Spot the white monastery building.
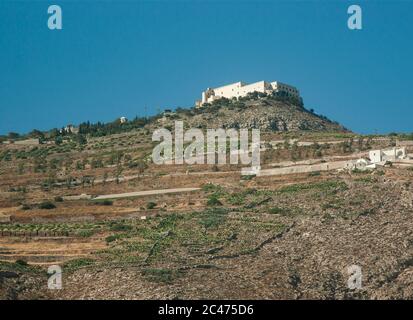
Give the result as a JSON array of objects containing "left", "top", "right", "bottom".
[{"left": 196, "top": 80, "right": 300, "bottom": 106}]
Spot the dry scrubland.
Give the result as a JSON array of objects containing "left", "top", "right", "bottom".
[{"left": 1, "top": 97, "right": 413, "bottom": 299}]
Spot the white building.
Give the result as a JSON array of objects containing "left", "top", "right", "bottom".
[
  {"left": 196, "top": 80, "right": 300, "bottom": 106},
  {"left": 344, "top": 147, "right": 409, "bottom": 172},
  {"left": 369, "top": 147, "right": 407, "bottom": 163},
  {"left": 120, "top": 117, "right": 128, "bottom": 124}
]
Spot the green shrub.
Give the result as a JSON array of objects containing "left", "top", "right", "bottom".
[
  {"left": 199, "top": 208, "right": 228, "bottom": 229},
  {"left": 206, "top": 195, "right": 222, "bottom": 206},
  {"left": 142, "top": 268, "right": 181, "bottom": 283},
  {"left": 15, "top": 259, "right": 28, "bottom": 266},
  {"left": 75, "top": 229, "right": 95, "bottom": 237},
  {"left": 54, "top": 196, "right": 63, "bottom": 202},
  {"left": 226, "top": 193, "right": 245, "bottom": 205},
  {"left": 21, "top": 204, "right": 31, "bottom": 210},
  {"left": 38, "top": 201, "right": 56, "bottom": 210},
  {"left": 241, "top": 174, "right": 255, "bottom": 180},
  {"left": 105, "top": 234, "right": 123, "bottom": 243},
  {"left": 268, "top": 207, "right": 290, "bottom": 215},
  {"left": 93, "top": 200, "right": 113, "bottom": 206},
  {"left": 279, "top": 180, "right": 347, "bottom": 193},
  {"left": 352, "top": 168, "right": 367, "bottom": 174},
  {"left": 64, "top": 258, "right": 95, "bottom": 271},
  {"left": 147, "top": 202, "right": 156, "bottom": 209},
  {"left": 202, "top": 183, "right": 222, "bottom": 193},
  {"left": 109, "top": 222, "right": 133, "bottom": 232}
]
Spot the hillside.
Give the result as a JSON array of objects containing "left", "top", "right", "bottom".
[{"left": 7, "top": 94, "right": 413, "bottom": 301}]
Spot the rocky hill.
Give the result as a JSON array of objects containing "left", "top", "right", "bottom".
[{"left": 155, "top": 95, "right": 348, "bottom": 133}]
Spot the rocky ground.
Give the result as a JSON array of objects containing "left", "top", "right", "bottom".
[{"left": 155, "top": 96, "right": 347, "bottom": 132}]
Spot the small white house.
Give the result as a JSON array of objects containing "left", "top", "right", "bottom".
[
  {"left": 369, "top": 147, "right": 406, "bottom": 163},
  {"left": 120, "top": 117, "right": 128, "bottom": 124}
]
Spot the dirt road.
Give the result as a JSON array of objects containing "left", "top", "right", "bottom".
[{"left": 93, "top": 187, "right": 201, "bottom": 200}]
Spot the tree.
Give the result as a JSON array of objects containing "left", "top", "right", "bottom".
[
  {"left": 91, "top": 157, "right": 104, "bottom": 169},
  {"left": 357, "top": 136, "right": 364, "bottom": 151},
  {"left": 365, "top": 137, "right": 372, "bottom": 149},
  {"left": 75, "top": 134, "right": 87, "bottom": 145},
  {"left": 103, "top": 172, "right": 108, "bottom": 185},
  {"left": 82, "top": 159, "right": 89, "bottom": 169},
  {"left": 17, "top": 162, "right": 25, "bottom": 175},
  {"left": 49, "top": 128, "right": 60, "bottom": 139},
  {"left": 33, "top": 156, "right": 46, "bottom": 173},
  {"left": 8, "top": 132, "right": 19, "bottom": 140},
  {"left": 136, "top": 160, "right": 147, "bottom": 174},
  {"left": 55, "top": 136, "right": 63, "bottom": 145},
  {"left": 114, "top": 162, "right": 123, "bottom": 184},
  {"left": 283, "top": 139, "right": 290, "bottom": 150},
  {"left": 65, "top": 158, "right": 73, "bottom": 171},
  {"left": 75, "top": 160, "right": 83, "bottom": 170},
  {"left": 348, "top": 138, "right": 354, "bottom": 152},
  {"left": 45, "top": 170, "right": 57, "bottom": 190},
  {"left": 313, "top": 143, "right": 322, "bottom": 158},
  {"left": 28, "top": 129, "right": 44, "bottom": 139},
  {"left": 291, "top": 141, "right": 300, "bottom": 161},
  {"left": 65, "top": 176, "right": 73, "bottom": 189},
  {"left": 49, "top": 158, "right": 59, "bottom": 170}
]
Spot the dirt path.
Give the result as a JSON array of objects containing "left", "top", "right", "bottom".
[{"left": 93, "top": 187, "right": 201, "bottom": 200}]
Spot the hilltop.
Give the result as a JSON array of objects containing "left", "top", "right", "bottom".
[{"left": 157, "top": 94, "right": 347, "bottom": 133}]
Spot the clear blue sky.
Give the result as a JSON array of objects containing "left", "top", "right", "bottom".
[{"left": 0, "top": 0, "right": 412, "bottom": 135}]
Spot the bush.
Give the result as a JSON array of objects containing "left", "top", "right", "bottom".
[
  {"left": 75, "top": 229, "right": 95, "bottom": 237},
  {"left": 241, "top": 174, "right": 255, "bottom": 180},
  {"left": 105, "top": 234, "right": 123, "bottom": 243},
  {"left": 93, "top": 200, "right": 113, "bottom": 206},
  {"left": 207, "top": 195, "right": 222, "bottom": 206},
  {"left": 199, "top": 208, "right": 228, "bottom": 229},
  {"left": 54, "top": 196, "right": 63, "bottom": 202},
  {"left": 15, "top": 259, "right": 28, "bottom": 266},
  {"left": 109, "top": 222, "right": 133, "bottom": 232},
  {"left": 268, "top": 207, "right": 290, "bottom": 215},
  {"left": 21, "top": 204, "right": 31, "bottom": 210},
  {"left": 142, "top": 268, "right": 180, "bottom": 283},
  {"left": 64, "top": 258, "right": 95, "bottom": 271},
  {"left": 38, "top": 201, "right": 56, "bottom": 210},
  {"left": 147, "top": 202, "right": 156, "bottom": 209}
]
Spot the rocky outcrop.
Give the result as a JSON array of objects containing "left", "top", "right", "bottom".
[{"left": 158, "top": 97, "right": 347, "bottom": 132}]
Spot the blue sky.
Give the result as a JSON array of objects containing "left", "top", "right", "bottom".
[{"left": 0, "top": 0, "right": 412, "bottom": 135}]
